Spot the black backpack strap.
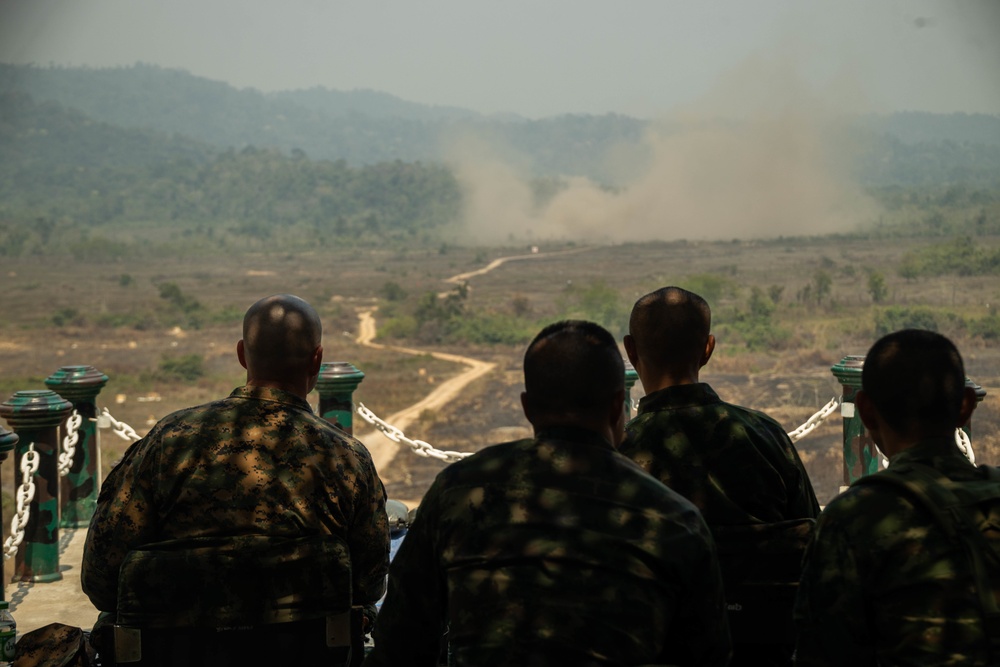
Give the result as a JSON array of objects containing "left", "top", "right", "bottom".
[{"left": 854, "top": 463, "right": 1000, "bottom": 653}]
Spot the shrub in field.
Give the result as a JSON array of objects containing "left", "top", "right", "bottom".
[
  {"left": 157, "top": 353, "right": 205, "bottom": 381},
  {"left": 874, "top": 306, "right": 939, "bottom": 336}
]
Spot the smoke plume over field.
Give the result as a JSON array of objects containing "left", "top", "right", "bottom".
[{"left": 449, "top": 54, "right": 881, "bottom": 245}]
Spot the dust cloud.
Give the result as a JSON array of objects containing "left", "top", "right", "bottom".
[{"left": 447, "top": 53, "right": 881, "bottom": 245}]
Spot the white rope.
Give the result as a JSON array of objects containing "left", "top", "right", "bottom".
[
  {"left": 58, "top": 409, "right": 83, "bottom": 477},
  {"left": 4, "top": 444, "right": 39, "bottom": 561},
  {"left": 100, "top": 407, "right": 142, "bottom": 442},
  {"left": 356, "top": 403, "right": 473, "bottom": 463},
  {"left": 787, "top": 397, "right": 841, "bottom": 443}
]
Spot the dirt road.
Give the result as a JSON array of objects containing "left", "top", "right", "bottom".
[{"left": 352, "top": 307, "right": 495, "bottom": 478}]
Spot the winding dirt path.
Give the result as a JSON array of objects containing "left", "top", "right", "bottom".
[{"left": 353, "top": 247, "right": 593, "bottom": 480}]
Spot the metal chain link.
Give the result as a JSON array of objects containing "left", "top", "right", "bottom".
[
  {"left": 356, "top": 403, "right": 473, "bottom": 463},
  {"left": 4, "top": 444, "right": 39, "bottom": 561},
  {"left": 100, "top": 407, "right": 142, "bottom": 442},
  {"left": 955, "top": 428, "right": 975, "bottom": 465},
  {"left": 787, "top": 397, "right": 841, "bottom": 443},
  {"left": 58, "top": 409, "right": 83, "bottom": 477}
]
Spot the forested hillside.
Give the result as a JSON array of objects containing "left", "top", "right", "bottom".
[
  {"left": 6, "top": 63, "right": 997, "bottom": 187},
  {"left": 2, "top": 62, "right": 1000, "bottom": 260}
]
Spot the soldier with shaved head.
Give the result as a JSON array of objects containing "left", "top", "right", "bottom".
[
  {"left": 795, "top": 329, "right": 999, "bottom": 666},
  {"left": 620, "top": 286, "right": 819, "bottom": 666},
  {"left": 83, "top": 294, "right": 389, "bottom": 666},
  {"left": 366, "top": 320, "right": 731, "bottom": 667}
]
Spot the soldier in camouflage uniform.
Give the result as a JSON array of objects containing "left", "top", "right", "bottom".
[
  {"left": 619, "top": 286, "right": 819, "bottom": 666},
  {"left": 795, "top": 329, "right": 998, "bottom": 666},
  {"left": 82, "top": 294, "right": 389, "bottom": 666},
  {"left": 365, "top": 320, "right": 731, "bottom": 667}
]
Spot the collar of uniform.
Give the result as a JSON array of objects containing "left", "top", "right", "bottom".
[
  {"left": 534, "top": 425, "right": 616, "bottom": 451},
  {"left": 228, "top": 385, "right": 314, "bottom": 413},
  {"left": 637, "top": 382, "right": 721, "bottom": 414},
  {"left": 889, "top": 436, "right": 974, "bottom": 470}
]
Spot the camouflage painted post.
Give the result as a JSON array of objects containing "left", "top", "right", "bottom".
[
  {"left": 0, "top": 425, "right": 17, "bottom": 600},
  {"left": 830, "top": 356, "right": 878, "bottom": 488},
  {"left": 46, "top": 365, "right": 110, "bottom": 529},
  {"left": 0, "top": 390, "right": 72, "bottom": 582},
  {"left": 964, "top": 379, "right": 987, "bottom": 438},
  {"left": 314, "top": 362, "right": 365, "bottom": 435},
  {"left": 624, "top": 360, "right": 639, "bottom": 420}
]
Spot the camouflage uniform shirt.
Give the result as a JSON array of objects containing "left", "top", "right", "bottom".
[
  {"left": 365, "top": 425, "right": 731, "bottom": 667},
  {"left": 619, "top": 383, "right": 820, "bottom": 525},
  {"left": 794, "top": 438, "right": 1000, "bottom": 666},
  {"left": 82, "top": 386, "right": 389, "bottom": 623}
]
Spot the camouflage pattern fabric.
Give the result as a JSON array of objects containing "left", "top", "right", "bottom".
[
  {"left": 82, "top": 386, "right": 389, "bottom": 631},
  {"left": 365, "top": 425, "right": 731, "bottom": 667},
  {"left": 619, "top": 383, "right": 819, "bottom": 665},
  {"left": 620, "top": 383, "right": 819, "bottom": 525},
  {"left": 795, "top": 438, "right": 1000, "bottom": 666},
  {"left": 12, "top": 622, "right": 95, "bottom": 667}
]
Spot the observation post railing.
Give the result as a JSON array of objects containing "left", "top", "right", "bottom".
[{"left": 0, "top": 354, "right": 990, "bottom": 590}]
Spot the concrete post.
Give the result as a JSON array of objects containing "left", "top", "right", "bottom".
[
  {"left": 965, "top": 379, "right": 987, "bottom": 438},
  {"left": 314, "top": 362, "right": 365, "bottom": 435},
  {"left": 830, "top": 356, "right": 878, "bottom": 489},
  {"left": 624, "top": 360, "right": 639, "bottom": 420},
  {"left": 0, "top": 390, "right": 72, "bottom": 582},
  {"left": 45, "top": 365, "right": 110, "bottom": 528},
  {"left": 0, "top": 425, "right": 17, "bottom": 599}
]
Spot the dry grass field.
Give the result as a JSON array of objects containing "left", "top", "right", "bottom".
[{"left": 1, "top": 235, "right": 998, "bottom": 517}]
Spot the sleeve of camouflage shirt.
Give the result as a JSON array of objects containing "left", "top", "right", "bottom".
[
  {"left": 346, "top": 443, "right": 391, "bottom": 614},
  {"left": 777, "top": 429, "right": 822, "bottom": 520},
  {"left": 82, "top": 436, "right": 159, "bottom": 613},
  {"left": 793, "top": 498, "right": 874, "bottom": 667},
  {"left": 365, "top": 482, "right": 447, "bottom": 667}
]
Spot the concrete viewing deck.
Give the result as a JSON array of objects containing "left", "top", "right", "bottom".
[{"left": 7, "top": 528, "right": 96, "bottom": 636}]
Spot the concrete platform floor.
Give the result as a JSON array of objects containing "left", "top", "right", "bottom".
[{"left": 7, "top": 528, "right": 97, "bottom": 637}]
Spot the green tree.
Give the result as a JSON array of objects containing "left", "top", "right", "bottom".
[{"left": 867, "top": 270, "right": 888, "bottom": 304}]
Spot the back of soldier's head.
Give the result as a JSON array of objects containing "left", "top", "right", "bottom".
[
  {"left": 629, "top": 286, "right": 711, "bottom": 373},
  {"left": 862, "top": 329, "right": 966, "bottom": 437},
  {"left": 242, "top": 294, "right": 322, "bottom": 381},
  {"left": 523, "top": 320, "right": 624, "bottom": 419}
]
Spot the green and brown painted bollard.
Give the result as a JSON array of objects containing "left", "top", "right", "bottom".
[
  {"left": 831, "top": 355, "right": 877, "bottom": 489},
  {"left": 315, "top": 362, "right": 365, "bottom": 434},
  {"left": 46, "top": 365, "right": 109, "bottom": 529},
  {"left": 831, "top": 356, "right": 987, "bottom": 487},
  {"left": 0, "top": 390, "right": 72, "bottom": 582},
  {"left": 624, "top": 360, "right": 639, "bottom": 420},
  {"left": 965, "top": 379, "right": 987, "bottom": 440},
  {"left": 0, "top": 425, "right": 18, "bottom": 599}
]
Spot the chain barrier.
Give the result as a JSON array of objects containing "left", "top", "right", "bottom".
[
  {"left": 4, "top": 444, "right": 39, "bottom": 561},
  {"left": 100, "top": 407, "right": 142, "bottom": 442},
  {"left": 356, "top": 403, "right": 473, "bottom": 463},
  {"left": 787, "top": 397, "right": 841, "bottom": 443},
  {"left": 58, "top": 409, "right": 83, "bottom": 477},
  {"left": 955, "top": 428, "right": 975, "bottom": 465}
]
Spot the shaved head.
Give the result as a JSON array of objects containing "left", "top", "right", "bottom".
[
  {"left": 241, "top": 294, "right": 322, "bottom": 383},
  {"left": 523, "top": 320, "right": 624, "bottom": 420},
  {"left": 628, "top": 286, "right": 712, "bottom": 375},
  {"left": 862, "top": 329, "right": 966, "bottom": 438}
]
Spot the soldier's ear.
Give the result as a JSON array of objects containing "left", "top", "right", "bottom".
[
  {"left": 701, "top": 334, "right": 716, "bottom": 368},
  {"left": 623, "top": 335, "right": 638, "bottom": 368},
  {"left": 855, "top": 390, "right": 880, "bottom": 433},
  {"left": 237, "top": 340, "right": 248, "bottom": 370}
]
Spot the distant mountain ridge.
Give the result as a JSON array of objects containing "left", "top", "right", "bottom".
[{"left": 2, "top": 62, "right": 999, "bottom": 188}]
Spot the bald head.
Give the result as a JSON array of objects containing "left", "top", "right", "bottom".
[
  {"left": 240, "top": 294, "right": 322, "bottom": 391},
  {"left": 628, "top": 286, "right": 712, "bottom": 378},
  {"left": 522, "top": 320, "right": 624, "bottom": 424},
  {"left": 861, "top": 329, "right": 968, "bottom": 438}
]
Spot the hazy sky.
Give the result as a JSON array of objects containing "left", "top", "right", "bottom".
[{"left": 2, "top": 0, "right": 999, "bottom": 118}]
